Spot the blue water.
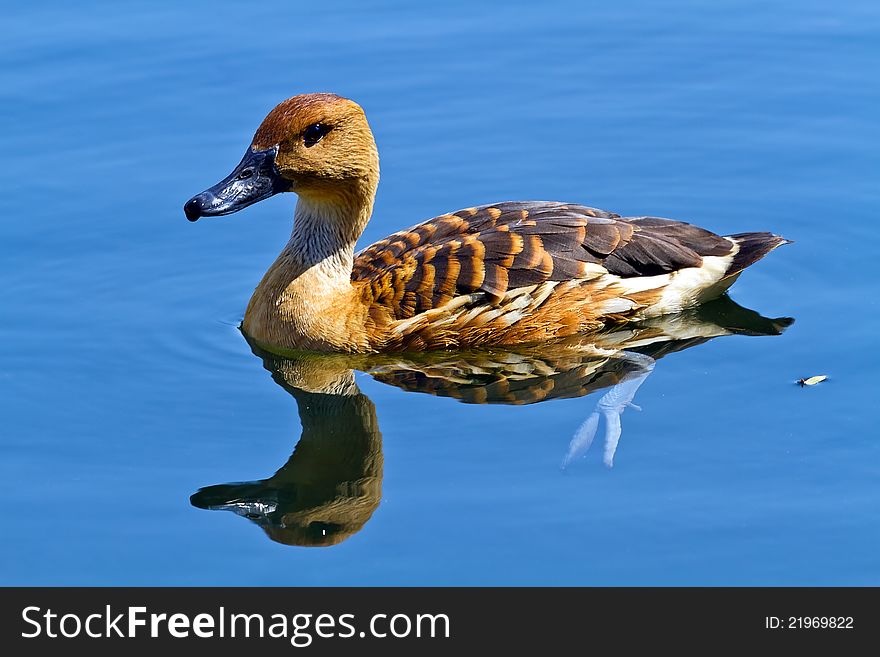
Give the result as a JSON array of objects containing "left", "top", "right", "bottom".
[{"left": 2, "top": 0, "right": 878, "bottom": 585}]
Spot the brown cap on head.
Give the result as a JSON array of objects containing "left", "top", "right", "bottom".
[{"left": 251, "top": 93, "right": 365, "bottom": 150}]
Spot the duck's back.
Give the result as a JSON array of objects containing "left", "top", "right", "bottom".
[{"left": 352, "top": 202, "right": 788, "bottom": 350}]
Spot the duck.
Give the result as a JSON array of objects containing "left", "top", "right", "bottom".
[{"left": 184, "top": 93, "right": 790, "bottom": 353}]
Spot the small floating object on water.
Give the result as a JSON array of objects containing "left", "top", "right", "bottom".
[{"left": 797, "top": 375, "right": 827, "bottom": 386}]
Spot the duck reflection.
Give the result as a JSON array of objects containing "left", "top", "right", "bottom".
[
  {"left": 191, "top": 296, "right": 792, "bottom": 546},
  {"left": 191, "top": 359, "right": 383, "bottom": 547}
]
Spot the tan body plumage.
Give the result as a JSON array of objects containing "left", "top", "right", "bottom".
[{"left": 185, "top": 93, "right": 789, "bottom": 353}]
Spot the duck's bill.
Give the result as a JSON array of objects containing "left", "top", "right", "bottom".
[{"left": 184, "top": 146, "right": 289, "bottom": 221}]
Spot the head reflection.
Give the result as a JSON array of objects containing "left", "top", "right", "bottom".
[
  {"left": 191, "top": 360, "right": 383, "bottom": 547},
  {"left": 191, "top": 296, "right": 792, "bottom": 547}
]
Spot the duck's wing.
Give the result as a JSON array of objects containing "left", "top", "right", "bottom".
[{"left": 352, "top": 201, "right": 739, "bottom": 321}]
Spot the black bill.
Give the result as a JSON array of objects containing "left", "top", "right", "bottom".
[{"left": 184, "top": 146, "right": 289, "bottom": 221}]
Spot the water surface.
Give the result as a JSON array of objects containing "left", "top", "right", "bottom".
[{"left": 1, "top": 0, "right": 878, "bottom": 585}]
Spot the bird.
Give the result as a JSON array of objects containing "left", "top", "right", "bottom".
[{"left": 184, "top": 93, "right": 790, "bottom": 353}]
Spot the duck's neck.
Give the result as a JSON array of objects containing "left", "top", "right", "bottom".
[
  {"left": 285, "top": 192, "right": 372, "bottom": 284},
  {"left": 243, "top": 182, "right": 376, "bottom": 351}
]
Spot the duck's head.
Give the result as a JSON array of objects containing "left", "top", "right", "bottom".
[{"left": 184, "top": 93, "right": 378, "bottom": 221}]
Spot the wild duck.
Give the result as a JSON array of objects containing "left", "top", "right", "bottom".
[{"left": 184, "top": 93, "right": 790, "bottom": 353}]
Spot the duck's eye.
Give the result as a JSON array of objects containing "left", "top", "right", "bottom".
[
  {"left": 237, "top": 167, "right": 254, "bottom": 180},
  {"left": 303, "top": 122, "right": 330, "bottom": 147}
]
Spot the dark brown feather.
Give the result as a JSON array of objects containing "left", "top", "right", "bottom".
[
  {"left": 353, "top": 201, "right": 737, "bottom": 320},
  {"left": 725, "top": 232, "right": 791, "bottom": 277}
]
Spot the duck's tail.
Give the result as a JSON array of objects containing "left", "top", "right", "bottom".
[{"left": 723, "top": 232, "right": 792, "bottom": 279}]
